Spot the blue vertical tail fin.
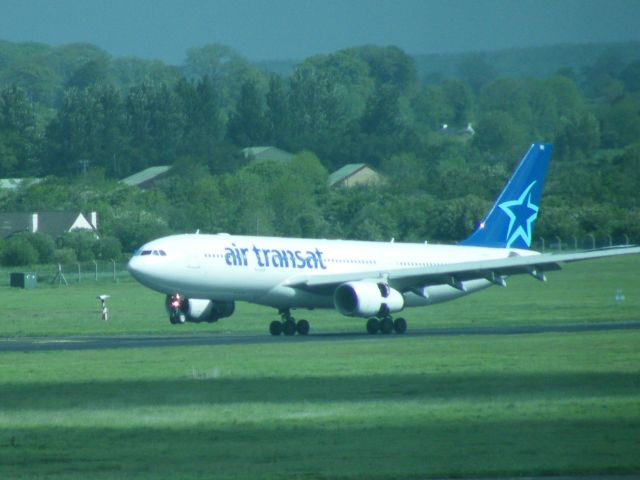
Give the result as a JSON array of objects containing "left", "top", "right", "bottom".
[{"left": 460, "top": 143, "right": 552, "bottom": 249}]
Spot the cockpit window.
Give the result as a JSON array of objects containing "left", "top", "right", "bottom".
[{"left": 136, "top": 249, "right": 167, "bottom": 257}]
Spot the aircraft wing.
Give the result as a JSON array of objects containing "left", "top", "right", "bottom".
[{"left": 284, "top": 246, "right": 640, "bottom": 294}]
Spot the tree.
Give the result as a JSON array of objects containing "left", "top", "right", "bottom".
[
  {"left": 440, "top": 80, "right": 474, "bottom": 127},
  {"left": 472, "top": 111, "right": 528, "bottom": 156},
  {"left": 227, "top": 79, "right": 269, "bottom": 146},
  {"left": 458, "top": 54, "right": 498, "bottom": 93},
  {"left": 288, "top": 62, "right": 345, "bottom": 149},
  {"left": 598, "top": 94, "right": 640, "bottom": 149},
  {"left": 183, "top": 44, "right": 264, "bottom": 110},
  {"left": 555, "top": 112, "right": 600, "bottom": 161},
  {"left": 0, "top": 85, "right": 39, "bottom": 176},
  {"left": 125, "top": 81, "right": 185, "bottom": 172},
  {"left": 361, "top": 84, "right": 401, "bottom": 136},
  {"left": 265, "top": 74, "right": 291, "bottom": 147},
  {"left": 44, "top": 85, "right": 127, "bottom": 177},
  {"left": 176, "top": 76, "right": 224, "bottom": 159},
  {"left": 349, "top": 45, "right": 418, "bottom": 93},
  {"left": 65, "top": 58, "right": 109, "bottom": 90},
  {"left": 619, "top": 61, "right": 640, "bottom": 92}
]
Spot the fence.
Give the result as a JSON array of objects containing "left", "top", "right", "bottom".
[
  {"left": 2, "top": 260, "right": 130, "bottom": 287},
  {"left": 532, "top": 234, "right": 638, "bottom": 252}
]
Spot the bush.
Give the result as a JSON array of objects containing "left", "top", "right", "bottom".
[
  {"left": 1, "top": 237, "right": 38, "bottom": 266},
  {"left": 94, "top": 235, "right": 122, "bottom": 260},
  {"left": 59, "top": 231, "right": 98, "bottom": 261},
  {"left": 52, "top": 248, "right": 77, "bottom": 265},
  {"left": 28, "top": 233, "right": 56, "bottom": 263}
]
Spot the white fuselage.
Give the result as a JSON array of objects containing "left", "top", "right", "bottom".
[{"left": 128, "top": 233, "right": 536, "bottom": 312}]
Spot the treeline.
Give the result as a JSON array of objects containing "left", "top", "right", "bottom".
[{"left": 1, "top": 41, "right": 640, "bottom": 265}]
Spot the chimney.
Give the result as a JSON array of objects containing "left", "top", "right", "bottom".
[
  {"left": 90, "top": 211, "right": 98, "bottom": 230},
  {"left": 31, "top": 213, "right": 38, "bottom": 233}
]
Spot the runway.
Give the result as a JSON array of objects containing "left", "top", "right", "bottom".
[{"left": 1, "top": 321, "right": 639, "bottom": 353}]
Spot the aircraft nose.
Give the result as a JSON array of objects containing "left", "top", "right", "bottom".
[
  {"left": 127, "top": 255, "right": 157, "bottom": 285},
  {"left": 127, "top": 255, "right": 145, "bottom": 281},
  {"left": 127, "top": 250, "right": 173, "bottom": 293}
]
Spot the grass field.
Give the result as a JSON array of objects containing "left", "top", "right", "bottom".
[
  {"left": 1, "top": 255, "right": 639, "bottom": 479},
  {"left": 2, "top": 255, "right": 639, "bottom": 337}
]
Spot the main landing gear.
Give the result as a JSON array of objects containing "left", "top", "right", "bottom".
[
  {"left": 269, "top": 309, "right": 310, "bottom": 336},
  {"left": 366, "top": 316, "right": 407, "bottom": 335}
]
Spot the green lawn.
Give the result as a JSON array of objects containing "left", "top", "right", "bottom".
[
  {"left": 1, "top": 254, "right": 639, "bottom": 337},
  {"left": 0, "top": 331, "right": 639, "bottom": 479},
  {"left": 0, "top": 254, "right": 639, "bottom": 479}
]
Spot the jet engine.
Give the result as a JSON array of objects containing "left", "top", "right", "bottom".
[
  {"left": 334, "top": 281, "right": 404, "bottom": 317},
  {"left": 165, "top": 296, "right": 235, "bottom": 323}
]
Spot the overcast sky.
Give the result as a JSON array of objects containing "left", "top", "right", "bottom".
[{"left": 3, "top": 0, "right": 640, "bottom": 64}]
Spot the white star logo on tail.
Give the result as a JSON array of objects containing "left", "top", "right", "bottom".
[{"left": 498, "top": 181, "right": 538, "bottom": 248}]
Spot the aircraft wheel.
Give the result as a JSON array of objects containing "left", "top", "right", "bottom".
[
  {"left": 393, "top": 317, "right": 407, "bottom": 334},
  {"left": 366, "top": 318, "right": 380, "bottom": 334},
  {"left": 269, "top": 320, "right": 283, "bottom": 336},
  {"left": 380, "top": 317, "right": 394, "bottom": 334},
  {"left": 296, "top": 319, "right": 310, "bottom": 335},
  {"left": 170, "top": 311, "right": 186, "bottom": 325},
  {"left": 283, "top": 319, "right": 297, "bottom": 336}
]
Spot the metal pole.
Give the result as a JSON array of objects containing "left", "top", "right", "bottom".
[{"left": 93, "top": 260, "right": 98, "bottom": 281}]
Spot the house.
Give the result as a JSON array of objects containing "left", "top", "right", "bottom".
[
  {"left": 120, "top": 166, "right": 171, "bottom": 190},
  {"left": 0, "top": 178, "right": 43, "bottom": 191},
  {"left": 0, "top": 211, "right": 98, "bottom": 239},
  {"left": 439, "top": 122, "right": 475, "bottom": 138},
  {"left": 328, "top": 164, "right": 383, "bottom": 188},
  {"left": 242, "top": 146, "right": 294, "bottom": 164}
]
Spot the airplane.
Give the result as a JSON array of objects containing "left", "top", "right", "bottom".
[{"left": 128, "top": 143, "right": 640, "bottom": 336}]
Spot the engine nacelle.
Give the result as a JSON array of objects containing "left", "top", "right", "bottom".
[
  {"left": 165, "top": 296, "right": 235, "bottom": 323},
  {"left": 183, "top": 299, "right": 235, "bottom": 323},
  {"left": 334, "top": 281, "right": 405, "bottom": 317}
]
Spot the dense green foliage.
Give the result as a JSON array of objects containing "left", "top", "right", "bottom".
[{"left": 1, "top": 40, "right": 640, "bottom": 264}]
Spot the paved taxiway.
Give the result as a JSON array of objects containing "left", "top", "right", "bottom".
[{"left": 1, "top": 321, "right": 639, "bottom": 353}]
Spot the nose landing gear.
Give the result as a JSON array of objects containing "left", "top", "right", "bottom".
[{"left": 168, "top": 293, "right": 186, "bottom": 324}]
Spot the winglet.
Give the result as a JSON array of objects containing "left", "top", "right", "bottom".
[{"left": 460, "top": 143, "right": 552, "bottom": 249}]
